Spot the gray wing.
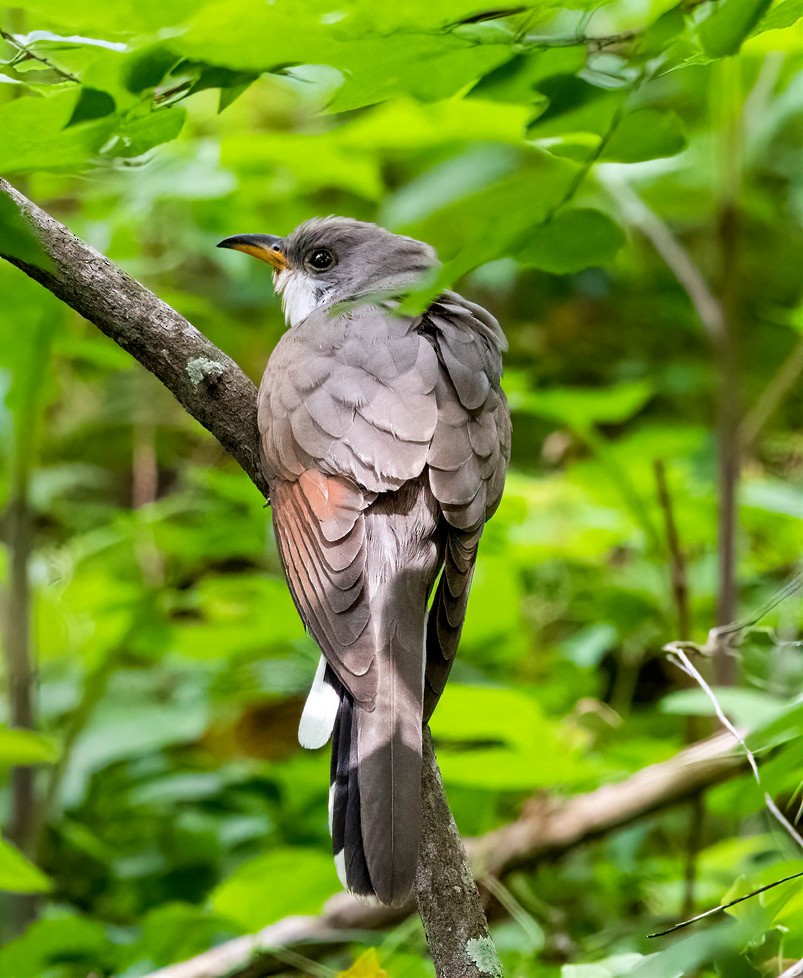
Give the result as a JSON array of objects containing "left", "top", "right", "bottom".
[
  {"left": 421, "top": 292, "right": 511, "bottom": 717},
  {"left": 258, "top": 303, "right": 441, "bottom": 707},
  {"left": 259, "top": 303, "right": 440, "bottom": 492}
]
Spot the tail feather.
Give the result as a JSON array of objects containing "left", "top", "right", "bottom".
[
  {"left": 330, "top": 687, "right": 371, "bottom": 894},
  {"left": 356, "top": 611, "right": 424, "bottom": 907},
  {"left": 325, "top": 580, "right": 426, "bottom": 907},
  {"left": 299, "top": 655, "right": 340, "bottom": 749}
]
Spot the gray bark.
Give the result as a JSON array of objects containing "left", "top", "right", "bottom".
[{"left": 0, "top": 177, "right": 268, "bottom": 499}]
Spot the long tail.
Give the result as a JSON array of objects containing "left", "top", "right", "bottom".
[{"left": 306, "top": 573, "right": 426, "bottom": 908}]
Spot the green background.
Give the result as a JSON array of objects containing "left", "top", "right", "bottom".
[{"left": 0, "top": 1, "right": 801, "bottom": 975}]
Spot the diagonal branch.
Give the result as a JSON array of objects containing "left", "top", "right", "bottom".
[
  {"left": 0, "top": 178, "right": 493, "bottom": 978},
  {"left": 0, "top": 177, "right": 268, "bottom": 499}
]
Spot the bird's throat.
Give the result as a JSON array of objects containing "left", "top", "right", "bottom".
[{"left": 275, "top": 269, "right": 328, "bottom": 328}]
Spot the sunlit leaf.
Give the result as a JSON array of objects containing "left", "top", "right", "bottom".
[
  {"left": 751, "top": 0, "right": 803, "bottom": 35},
  {"left": 210, "top": 848, "right": 338, "bottom": 930},
  {"left": 0, "top": 91, "right": 116, "bottom": 172},
  {"left": 699, "top": 0, "right": 773, "bottom": 57},
  {"left": 0, "top": 725, "right": 59, "bottom": 765},
  {"left": 0, "top": 837, "right": 51, "bottom": 894},
  {"left": 338, "top": 949, "right": 389, "bottom": 978}
]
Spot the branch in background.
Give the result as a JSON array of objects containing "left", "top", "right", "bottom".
[
  {"left": 0, "top": 178, "right": 492, "bottom": 976},
  {"left": 600, "top": 173, "right": 725, "bottom": 345},
  {"left": 600, "top": 169, "right": 739, "bottom": 683},
  {"left": 1, "top": 493, "right": 37, "bottom": 936},
  {"left": 780, "top": 959, "right": 803, "bottom": 978},
  {"left": 653, "top": 460, "right": 691, "bottom": 642},
  {"left": 141, "top": 730, "right": 744, "bottom": 978},
  {"left": 740, "top": 337, "right": 803, "bottom": 450}
]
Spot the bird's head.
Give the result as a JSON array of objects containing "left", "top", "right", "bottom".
[{"left": 218, "top": 216, "right": 438, "bottom": 328}]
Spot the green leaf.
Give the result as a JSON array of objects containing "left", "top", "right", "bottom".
[
  {"left": 0, "top": 725, "right": 60, "bottom": 765},
  {"left": 9, "top": 0, "right": 200, "bottom": 37},
  {"left": 0, "top": 195, "right": 54, "bottom": 272},
  {"left": 103, "top": 106, "right": 186, "bottom": 159},
  {"left": 66, "top": 86, "right": 116, "bottom": 126},
  {"left": 509, "top": 380, "right": 654, "bottom": 430},
  {"left": 432, "top": 685, "right": 589, "bottom": 790},
  {"left": 0, "top": 91, "right": 116, "bottom": 173},
  {"left": 0, "top": 913, "right": 112, "bottom": 977},
  {"left": 660, "top": 688, "right": 791, "bottom": 730},
  {"left": 469, "top": 47, "right": 585, "bottom": 104},
  {"left": 601, "top": 108, "right": 686, "bottom": 163},
  {"left": 0, "top": 837, "right": 51, "bottom": 894},
  {"left": 123, "top": 44, "right": 182, "bottom": 93},
  {"left": 517, "top": 208, "right": 625, "bottom": 273},
  {"left": 751, "top": 0, "right": 803, "bottom": 35},
  {"left": 210, "top": 848, "right": 338, "bottom": 930},
  {"left": 699, "top": 0, "right": 773, "bottom": 57},
  {"left": 527, "top": 75, "right": 622, "bottom": 141},
  {"left": 399, "top": 147, "right": 578, "bottom": 277}
]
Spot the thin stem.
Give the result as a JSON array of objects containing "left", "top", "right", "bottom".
[
  {"left": 600, "top": 174, "right": 725, "bottom": 345},
  {"left": 713, "top": 57, "right": 743, "bottom": 685},
  {"left": 0, "top": 27, "right": 80, "bottom": 83},
  {"left": 740, "top": 337, "right": 803, "bottom": 450},
  {"left": 682, "top": 793, "right": 704, "bottom": 918},
  {"left": 654, "top": 460, "right": 691, "bottom": 641},
  {"left": 2, "top": 493, "right": 37, "bottom": 935}
]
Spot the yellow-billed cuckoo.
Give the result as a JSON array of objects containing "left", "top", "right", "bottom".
[{"left": 218, "top": 218, "right": 510, "bottom": 907}]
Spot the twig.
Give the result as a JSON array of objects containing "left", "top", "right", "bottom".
[
  {"left": 521, "top": 29, "right": 639, "bottom": 52},
  {"left": 600, "top": 172, "right": 725, "bottom": 345},
  {"left": 666, "top": 648, "right": 803, "bottom": 850},
  {"left": 648, "top": 870, "right": 803, "bottom": 938},
  {"left": 141, "top": 730, "right": 743, "bottom": 978},
  {"left": 654, "top": 459, "right": 691, "bottom": 641},
  {"left": 663, "top": 571, "right": 802, "bottom": 659},
  {"left": 0, "top": 28, "right": 80, "bottom": 83},
  {"left": 780, "top": 959, "right": 803, "bottom": 978},
  {"left": 740, "top": 337, "right": 803, "bottom": 450}
]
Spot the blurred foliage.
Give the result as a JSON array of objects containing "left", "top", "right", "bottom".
[{"left": 0, "top": 0, "right": 802, "bottom": 975}]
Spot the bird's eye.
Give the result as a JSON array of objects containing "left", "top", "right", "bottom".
[{"left": 305, "top": 248, "right": 335, "bottom": 272}]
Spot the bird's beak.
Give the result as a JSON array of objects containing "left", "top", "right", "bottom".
[{"left": 217, "top": 233, "right": 289, "bottom": 270}]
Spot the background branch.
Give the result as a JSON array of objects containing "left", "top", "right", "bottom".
[{"left": 140, "top": 730, "right": 743, "bottom": 978}]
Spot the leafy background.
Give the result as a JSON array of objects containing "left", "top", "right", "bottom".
[{"left": 0, "top": 0, "right": 802, "bottom": 975}]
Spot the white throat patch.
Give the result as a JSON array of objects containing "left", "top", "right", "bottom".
[{"left": 274, "top": 269, "right": 328, "bottom": 328}]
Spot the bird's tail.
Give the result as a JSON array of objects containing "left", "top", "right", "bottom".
[{"left": 325, "top": 578, "right": 426, "bottom": 908}]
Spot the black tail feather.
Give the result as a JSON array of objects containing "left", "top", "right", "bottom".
[{"left": 330, "top": 687, "right": 371, "bottom": 896}]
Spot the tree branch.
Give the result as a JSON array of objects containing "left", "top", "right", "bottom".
[
  {"left": 0, "top": 178, "right": 492, "bottom": 976},
  {"left": 0, "top": 178, "right": 269, "bottom": 499},
  {"left": 140, "top": 730, "right": 743, "bottom": 978}
]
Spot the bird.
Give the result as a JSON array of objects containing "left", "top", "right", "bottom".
[{"left": 218, "top": 217, "right": 510, "bottom": 908}]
